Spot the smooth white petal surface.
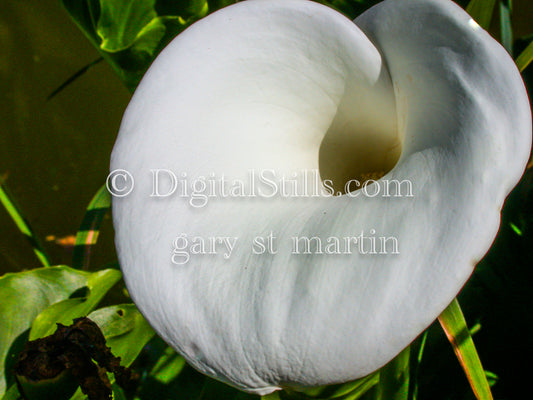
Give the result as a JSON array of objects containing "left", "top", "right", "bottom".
[{"left": 111, "top": 0, "right": 531, "bottom": 394}]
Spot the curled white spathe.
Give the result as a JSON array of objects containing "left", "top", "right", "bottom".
[{"left": 110, "top": 0, "right": 531, "bottom": 395}]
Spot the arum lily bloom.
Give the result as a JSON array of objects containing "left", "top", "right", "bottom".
[{"left": 110, "top": 0, "right": 531, "bottom": 395}]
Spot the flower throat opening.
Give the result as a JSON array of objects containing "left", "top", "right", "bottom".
[{"left": 318, "top": 120, "right": 402, "bottom": 195}]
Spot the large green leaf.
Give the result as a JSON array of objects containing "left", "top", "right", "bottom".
[
  {"left": 129, "top": 16, "right": 168, "bottom": 56},
  {"left": 88, "top": 304, "right": 155, "bottom": 367},
  {"left": 438, "top": 299, "right": 493, "bottom": 400},
  {"left": 61, "top": 0, "right": 202, "bottom": 90},
  {"left": 61, "top": 0, "right": 137, "bottom": 88},
  {"left": 29, "top": 268, "right": 121, "bottom": 340},
  {"left": 0, "top": 266, "right": 113, "bottom": 397},
  {"left": 61, "top": 0, "right": 101, "bottom": 47},
  {"left": 97, "top": 0, "right": 159, "bottom": 52}
]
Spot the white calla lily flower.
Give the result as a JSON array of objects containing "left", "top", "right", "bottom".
[{"left": 110, "top": 0, "right": 531, "bottom": 395}]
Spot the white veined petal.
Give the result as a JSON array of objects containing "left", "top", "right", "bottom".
[{"left": 111, "top": 0, "right": 531, "bottom": 395}]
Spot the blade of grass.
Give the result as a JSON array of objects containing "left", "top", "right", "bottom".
[
  {"left": 438, "top": 298, "right": 493, "bottom": 400},
  {"left": 72, "top": 184, "right": 111, "bottom": 269},
  {"left": 516, "top": 40, "right": 533, "bottom": 72},
  {"left": 499, "top": 0, "right": 513, "bottom": 54},
  {"left": 0, "top": 180, "right": 50, "bottom": 267},
  {"left": 374, "top": 346, "right": 410, "bottom": 400},
  {"left": 466, "top": 0, "right": 497, "bottom": 29},
  {"left": 407, "top": 331, "right": 428, "bottom": 400}
]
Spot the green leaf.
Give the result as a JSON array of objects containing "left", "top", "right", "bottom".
[
  {"left": 61, "top": 0, "right": 101, "bottom": 47},
  {"left": 330, "top": 373, "right": 379, "bottom": 400},
  {"left": 61, "top": 0, "right": 216, "bottom": 91},
  {"left": 88, "top": 304, "right": 155, "bottom": 367},
  {"left": 0, "top": 266, "right": 110, "bottom": 397},
  {"left": 149, "top": 346, "right": 187, "bottom": 384},
  {"left": 466, "top": 0, "right": 497, "bottom": 29},
  {"left": 97, "top": 0, "right": 159, "bottom": 52},
  {"left": 499, "top": 0, "right": 513, "bottom": 53},
  {"left": 189, "top": 0, "right": 209, "bottom": 17},
  {"left": 516, "top": 39, "right": 533, "bottom": 72},
  {"left": 72, "top": 184, "right": 111, "bottom": 269},
  {"left": 484, "top": 370, "right": 499, "bottom": 387},
  {"left": 131, "top": 16, "right": 173, "bottom": 56},
  {"left": 29, "top": 268, "right": 121, "bottom": 340},
  {"left": 0, "top": 180, "right": 50, "bottom": 268},
  {"left": 61, "top": 0, "right": 140, "bottom": 91},
  {"left": 262, "top": 394, "right": 281, "bottom": 400},
  {"left": 112, "top": 383, "right": 127, "bottom": 400},
  {"left": 509, "top": 221, "right": 523, "bottom": 236},
  {"left": 407, "top": 331, "right": 428, "bottom": 400},
  {"left": 1, "top": 383, "right": 21, "bottom": 400},
  {"left": 438, "top": 298, "right": 493, "bottom": 400},
  {"left": 282, "top": 372, "right": 379, "bottom": 400},
  {"left": 374, "top": 347, "right": 409, "bottom": 400}
]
